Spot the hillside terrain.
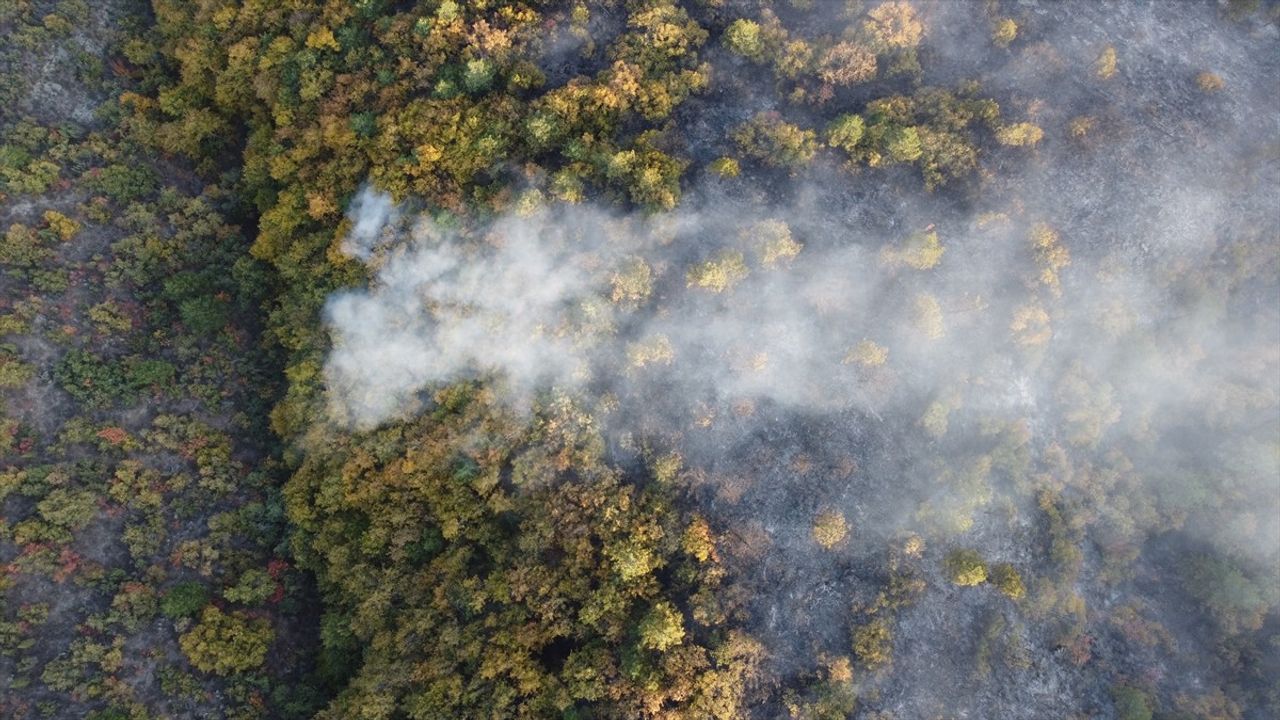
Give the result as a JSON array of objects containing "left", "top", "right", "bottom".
[{"left": 1, "top": 2, "right": 1278, "bottom": 719}]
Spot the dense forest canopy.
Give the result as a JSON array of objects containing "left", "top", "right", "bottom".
[{"left": 1, "top": 1, "right": 1278, "bottom": 719}]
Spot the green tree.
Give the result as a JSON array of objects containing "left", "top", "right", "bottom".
[
  {"left": 825, "top": 114, "right": 866, "bottom": 154},
  {"left": 812, "top": 510, "right": 849, "bottom": 549},
  {"left": 0, "top": 349, "right": 34, "bottom": 388},
  {"left": 989, "top": 563, "right": 1026, "bottom": 599},
  {"left": 818, "top": 42, "right": 877, "bottom": 86},
  {"left": 863, "top": 1, "right": 924, "bottom": 51},
  {"left": 944, "top": 549, "right": 988, "bottom": 586},
  {"left": 1181, "top": 553, "right": 1272, "bottom": 634},
  {"left": 992, "top": 18, "right": 1018, "bottom": 48},
  {"left": 687, "top": 250, "right": 749, "bottom": 292},
  {"left": 852, "top": 618, "right": 893, "bottom": 669},
  {"left": 996, "top": 122, "right": 1044, "bottom": 147},
  {"left": 734, "top": 113, "right": 818, "bottom": 170},
  {"left": 724, "top": 19, "right": 765, "bottom": 61},
  {"left": 160, "top": 582, "right": 210, "bottom": 619},
  {"left": 638, "top": 601, "right": 686, "bottom": 651},
  {"left": 224, "top": 568, "right": 277, "bottom": 605},
  {"left": 179, "top": 606, "right": 274, "bottom": 675},
  {"left": 1111, "top": 685, "right": 1153, "bottom": 720}
]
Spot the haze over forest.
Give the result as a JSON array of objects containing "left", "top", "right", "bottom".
[{"left": 1, "top": 1, "right": 1277, "bottom": 720}]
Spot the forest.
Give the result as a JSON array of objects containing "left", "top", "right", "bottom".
[{"left": 1, "top": 1, "right": 1278, "bottom": 719}]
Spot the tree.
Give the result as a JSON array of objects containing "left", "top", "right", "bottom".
[
  {"left": 638, "top": 602, "right": 686, "bottom": 651},
  {"left": 687, "top": 250, "right": 749, "bottom": 292},
  {"left": 604, "top": 138, "right": 687, "bottom": 210},
  {"left": 1095, "top": 46, "right": 1118, "bottom": 80},
  {"left": 818, "top": 42, "right": 877, "bottom": 86},
  {"left": 996, "top": 122, "right": 1044, "bottom": 147},
  {"left": 1, "top": 223, "right": 49, "bottom": 266},
  {"left": 611, "top": 257, "right": 654, "bottom": 305},
  {"left": 863, "top": 1, "right": 924, "bottom": 51},
  {"left": 0, "top": 349, "right": 34, "bottom": 388},
  {"left": 919, "top": 398, "right": 953, "bottom": 439},
  {"left": 825, "top": 114, "right": 865, "bottom": 154},
  {"left": 1031, "top": 223, "right": 1070, "bottom": 295},
  {"left": 1181, "top": 553, "right": 1272, "bottom": 634},
  {"left": 1010, "top": 303, "right": 1052, "bottom": 347},
  {"left": 880, "top": 229, "right": 944, "bottom": 270},
  {"left": 750, "top": 219, "right": 802, "bottom": 268},
  {"left": 42, "top": 210, "right": 79, "bottom": 241},
  {"left": 1196, "top": 71, "right": 1224, "bottom": 92},
  {"left": 224, "top": 568, "right": 278, "bottom": 605},
  {"left": 724, "top": 19, "right": 765, "bottom": 61},
  {"left": 179, "top": 606, "right": 274, "bottom": 675},
  {"left": 912, "top": 293, "right": 945, "bottom": 339},
  {"left": 613, "top": 2, "right": 708, "bottom": 76},
  {"left": 852, "top": 618, "right": 893, "bottom": 669},
  {"left": 161, "top": 582, "right": 210, "bottom": 619},
  {"left": 944, "top": 549, "right": 988, "bottom": 586},
  {"left": 991, "top": 18, "right": 1018, "bottom": 48},
  {"left": 843, "top": 340, "right": 888, "bottom": 368},
  {"left": 990, "top": 563, "right": 1026, "bottom": 599},
  {"left": 709, "top": 157, "right": 740, "bottom": 177},
  {"left": 1112, "top": 685, "right": 1153, "bottom": 720},
  {"left": 734, "top": 113, "right": 818, "bottom": 170},
  {"left": 884, "top": 125, "right": 923, "bottom": 163},
  {"left": 1056, "top": 363, "right": 1120, "bottom": 448},
  {"left": 682, "top": 516, "right": 716, "bottom": 562},
  {"left": 812, "top": 510, "right": 849, "bottom": 549},
  {"left": 627, "top": 335, "right": 675, "bottom": 368}
]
